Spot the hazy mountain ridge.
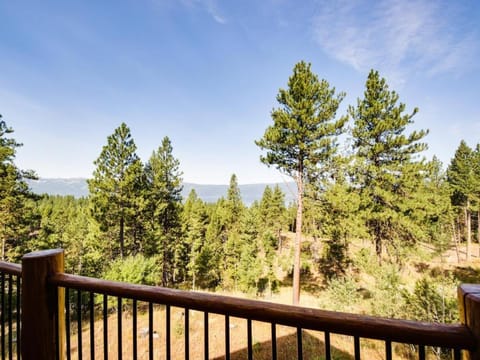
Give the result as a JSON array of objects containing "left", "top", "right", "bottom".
[{"left": 28, "top": 178, "right": 296, "bottom": 205}]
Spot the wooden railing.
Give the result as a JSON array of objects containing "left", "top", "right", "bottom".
[{"left": 0, "top": 249, "right": 478, "bottom": 360}]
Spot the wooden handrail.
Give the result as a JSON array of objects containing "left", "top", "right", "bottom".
[
  {"left": 0, "top": 261, "right": 22, "bottom": 276},
  {"left": 50, "top": 272, "right": 476, "bottom": 350}
]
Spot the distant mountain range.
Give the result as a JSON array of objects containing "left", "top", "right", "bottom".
[{"left": 27, "top": 178, "right": 297, "bottom": 205}]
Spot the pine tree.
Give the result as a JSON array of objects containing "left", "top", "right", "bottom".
[
  {"left": 183, "top": 189, "right": 208, "bottom": 290},
  {"left": 237, "top": 206, "right": 262, "bottom": 293},
  {"left": 421, "top": 157, "right": 454, "bottom": 257},
  {"left": 223, "top": 174, "right": 245, "bottom": 290},
  {"left": 204, "top": 198, "right": 228, "bottom": 288},
  {"left": 88, "top": 123, "right": 144, "bottom": 259},
  {"left": 447, "top": 140, "right": 476, "bottom": 261},
  {"left": 256, "top": 61, "right": 346, "bottom": 304},
  {"left": 350, "top": 70, "right": 428, "bottom": 262},
  {"left": 144, "top": 136, "right": 183, "bottom": 286},
  {"left": 0, "top": 116, "right": 37, "bottom": 261}
]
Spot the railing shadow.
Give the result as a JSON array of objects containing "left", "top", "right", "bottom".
[{"left": 212, "top": 331, "right": 353, "bottom": 360}]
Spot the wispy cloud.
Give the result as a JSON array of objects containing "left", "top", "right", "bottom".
[
  {"left": 312, "top": 0, "right": 479, "bottom": 80},
  {"left": 180, "top": 0, "right": 227, "bottom": 24}
]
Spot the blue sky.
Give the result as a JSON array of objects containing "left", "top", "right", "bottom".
[{"left": 1, "top": 0, "right": 479, "bottom": 184}]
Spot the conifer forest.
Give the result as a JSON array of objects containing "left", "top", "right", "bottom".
[{"left": 1, "top": 62, "right": 479, "bottom": 326}]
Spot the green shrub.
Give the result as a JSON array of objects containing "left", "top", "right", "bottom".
[
  {"left": 369, "top": 264, "right": 404, "bottom": 317},
  {"left": 402, "top": 276, "right": 458, "bottom": 324},
  {"left": 321, "top": 276, "right": 359, "bottom": 312},
  {"left": 104, "top": 254, "right": 161, "bottom": 286}
]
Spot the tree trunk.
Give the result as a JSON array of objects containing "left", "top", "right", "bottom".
[
  {"left": 119, "top": 215, "right": 125, "bottom": 259},
  {"left": 277, "top": 229, "right": 282, "bottom": 253},
  {"left": 293, "top": 172, "right": 303, "bottom": 305},
  {"left": 466, "top": 203, "right": 471, "bottom": 261},
  {"left": 452, "top": 221, "right": 460, "bottom": 264},
  {"left": 375, "top": 221, "right": 382, "bottom": 264}
]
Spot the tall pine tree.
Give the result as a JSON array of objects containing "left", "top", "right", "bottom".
[
  {"left": 144, "top": 136, "right": 183, "bottom": 286},
  {"left": 447, "top": 140, "right": 476, "bottom": 261},
  {"left": 183, "top": 189, "right": 209, "bottom": 290},
  {"left": 256, "top": 61, "right": 346, "bottom": 304},
  {"left": 350, "top": 70, "right": 428, "bottom": 262},
  {"left": 0, "top": 116, "right": 37, "bottom": 261},
  {"left": 223, "top": 174, "right": 245, "bottom": 290},
  {"left": 88, "top": 123, "right": 144, "bottom": 259}
]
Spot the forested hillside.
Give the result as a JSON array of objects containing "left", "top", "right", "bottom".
[{"left": 1, "top": 64, "right": 479, "bottom": 331}]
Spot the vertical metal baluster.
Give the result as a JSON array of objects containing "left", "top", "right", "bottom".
[
  {"left": 148, "top": 302, "right": 153, "bottom": 360},
  {"left": 15, "top": 277, "right": 20, "bottom": 360},
  {"left": 166, "top": 305, "right": 170, "bottom": 360},
  {"left": 132, "top": 300, "right": 137, "bottom": 360},
  {"left": 89, "top": 292, "right": 94, "bottom": 360},
  {"left": 204, "top": 312, "right": 209, "bottom": 360},
  {"left": 77, "top": 290, "right": 82, "bottom": 360},
  {"left": 2, "top": 272, "right": 5, "bottom": 360},
  {"left": 418, "top": 345, "right": 425, "bottom": 360},
  {"left": 103, "top": 295, "right": 108, "bottom": 360},
  {"left": 324, "top": 332, "right": 331, "bottom": 360},
  {"left": 66, "top": 288, "right": 71, "bottom": 360},
  {"left": 184, "top": 308, "right": 189, "bottom": 360},
  {"left": 225, "top": 316, "right": 230, "bottom": 360},
  {"left": 271, "top": 323, "right": 277, "bottom": 360},
  {"left": 8, "top": 275, "right": 12, "bottom": 360},
  {"left": 354, "top": 336, "right": 360, "bottom": 360},
  {"left": 117, "top": 297, "right": 122, "bottom": 360},
  {"left": 385, "top": 340, "right": 392, "bottom": 360},
  {"left": 247, "top": 319, "right": 252, "bottom": 360},
  {"left": 297, "top": 327, "right": 303, "bottom": 360},
  {"left": 453, "top": 348, "right": 461, "bottom": 360}
]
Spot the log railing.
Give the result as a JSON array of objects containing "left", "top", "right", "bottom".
[{"left": 0, "top": 249, "right": 478, "bottom": 360}]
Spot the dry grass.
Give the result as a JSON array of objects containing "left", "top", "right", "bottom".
[
  {"left": 67, "top": 295, "right": 452, "bottom": 360},
  {"left": 67, "top": 238, "right": 479, "bottom": 359}
]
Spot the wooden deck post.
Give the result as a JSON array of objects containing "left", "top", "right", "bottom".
[
  {"left": 21, "top": 249, "right": 65, "bottom": 360},
  {"left": 459, "top": 284, "right": 480, "bottom": 360}
]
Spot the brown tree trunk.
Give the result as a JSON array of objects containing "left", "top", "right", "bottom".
[
  {"left": 119, "top": 215, "right": 125, "bottom": 259},
  {"left": 466, "top": 203, "right": 471, "bottom": 261},
  {"left": 293, "top": 172, "right": 303, "bottom": 305},
  {"left": 375, "top": 221, "right": 382, "bottom": 264},
  {"left": 452, "top": 221, "right": 460, "bottom": 264}
]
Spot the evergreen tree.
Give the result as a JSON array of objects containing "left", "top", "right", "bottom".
[
  {"left": 204, "top": 198, "right": 228, "bottom": 288},
  {"left": 35, "top": 196, "right": 98, "bottom": 275},
  {"left": 88, "top": 123, "right": 144, "bottom": 259},
  {"left": 183, "top": 189, "right": 209, "bottom": 289},
  {"left": 447, "top": 140, "right": 476, "bottom": 261},
  {"left": 421, "top": 157, "right": 454, "bottom": 257},
  {"left": 223, "top": 174, "right": 245, "bottom": 289},
  {"left": 350, "top": 70, "right": 428, "bottom": 262},
  {"left": 256, "top": 61, "right": 346, "bottom": 304},
  {"left": 144, "top": 136, "right": 183, "bottom": 286},
  {"left": 225, "top": 174, "right": 244, "bottom": 226},
  {"left": 0, "top": 116, "right": 38, "bottom": 261},
  {"left": 237, "top": 206, "right": 262, "bottom": 293},
  {"left": 260, "top": 185, "right": 287, "bottom": 247}
]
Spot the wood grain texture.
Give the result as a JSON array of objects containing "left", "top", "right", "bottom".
[
  {"left": 21, "top": 249, "right": 65, "bottom": 360},
  {"left": 459, "top": 284, "right": 480, "bottom": 359},
  {"left": 50, "top": 272, "right": 475, "bottom": 350}
]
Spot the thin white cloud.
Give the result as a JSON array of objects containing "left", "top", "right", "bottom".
[
  {"left": 180, "top": 0, "right": 227, "bottom": 24},
  {"left": 312, "top": 0, "right": 478, "bottom": 79}
]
